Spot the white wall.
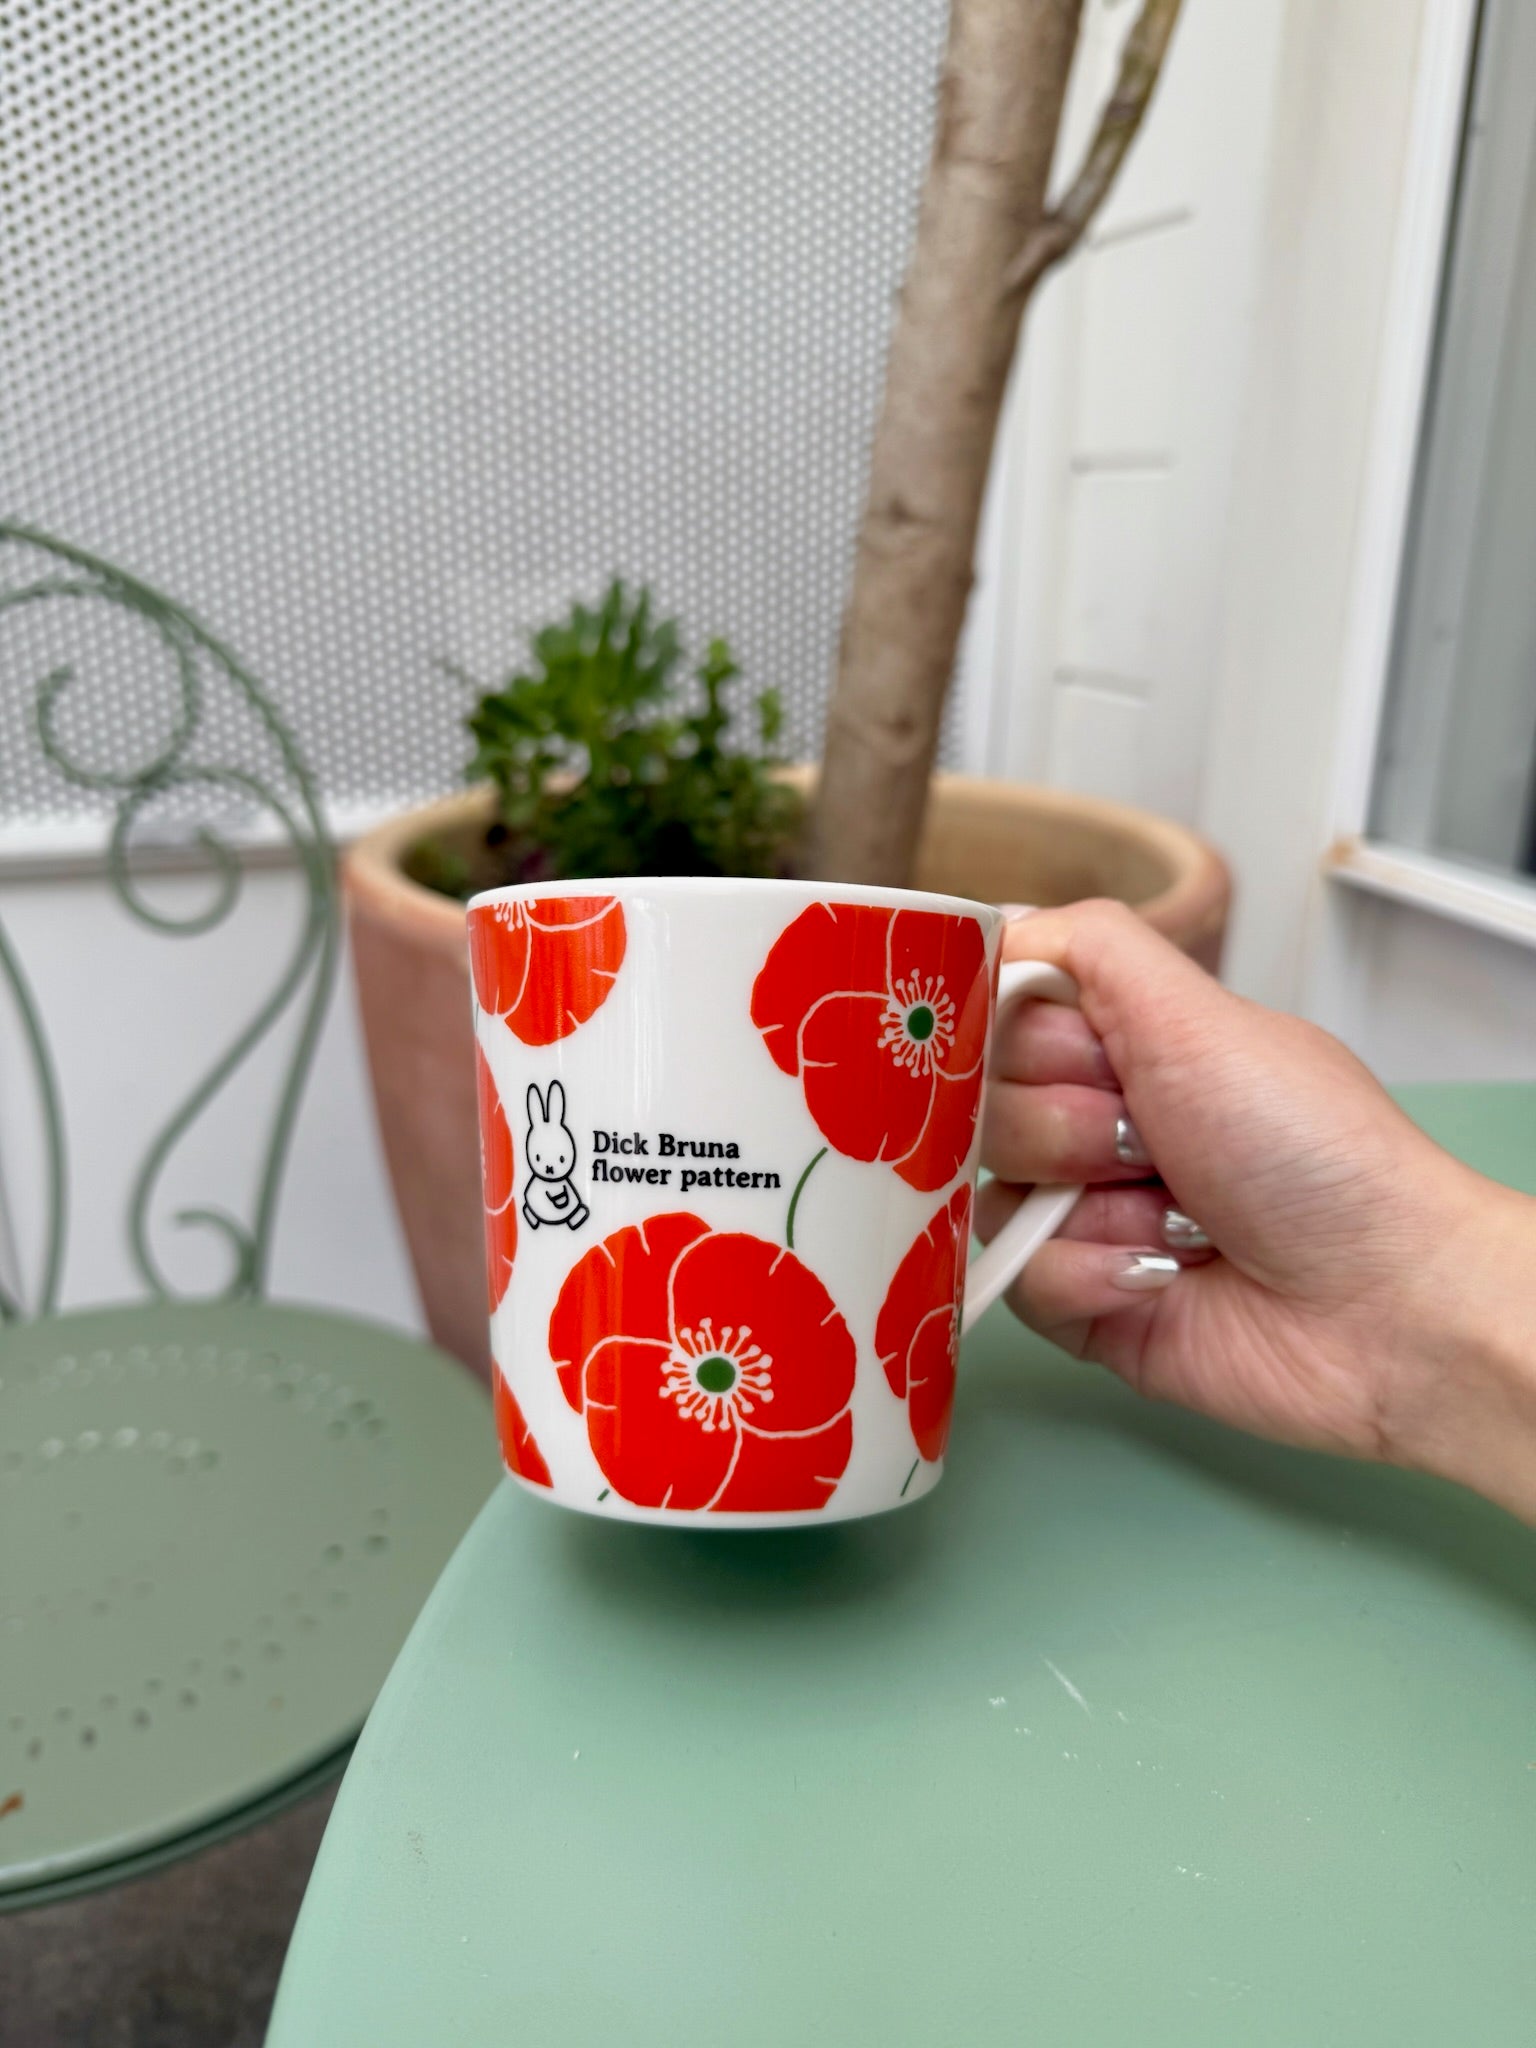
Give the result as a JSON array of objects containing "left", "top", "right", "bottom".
[
  {"left": 1313, "top": 890, "right": 1536, "bottom": 1082},
  {"left": 1197, "top": 0, "right": 1431, "bottom": 1008},
  {"left": 1203, "top": 0, "right": 1536, "bottom": 1081},
  {"left": 965, "top": 0, "right": 1286, "bottom": 820},
  {"left": 970, "top": 0, "right": 1536, "bottom": 1084}
]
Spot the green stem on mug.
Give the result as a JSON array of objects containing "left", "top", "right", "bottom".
[{"left": 784, "top": 1146, "right": 828, "bottom": 1250}]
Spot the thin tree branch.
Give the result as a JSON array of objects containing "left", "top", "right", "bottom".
[{"left": 1003, "top": 0, "right": 1184, "bottom": 299}]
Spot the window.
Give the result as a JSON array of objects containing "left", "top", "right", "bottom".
[{"left": 1372, "top": 0, "right": 1536, "bottom": 883}]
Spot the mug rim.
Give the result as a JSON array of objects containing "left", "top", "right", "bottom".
[{"left": 467, "top": 872, "right": 1004, "bottom": 926}]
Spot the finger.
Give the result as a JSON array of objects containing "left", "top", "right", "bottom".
[
  {"left": 1001, "top": 899, "right": 1227, "bottom": 1092},
  {"left": 998, "top": 1237, "right": 1181, "bottom": 1356},
  {"left": 974, "top": 1178, "right": 1214, "bottom": 1257},
  {"left": 990, "top": 998, "right": 1118, "bottom": 1090},
  {"left": 983, "top": 1080, "right": 1153, "bottom": 1186}
]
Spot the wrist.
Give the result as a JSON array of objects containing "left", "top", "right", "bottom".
[{"left": 1391, "top": 1171, "right": 1536, "bottom": 1522}]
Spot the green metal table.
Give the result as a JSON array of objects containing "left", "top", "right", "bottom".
[{"left": 268, "top": 1086, "right": 1536, "bottom": 2046}]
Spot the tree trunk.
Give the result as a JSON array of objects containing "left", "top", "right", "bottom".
[{"left": 810, "top": 0, "right": 1182, "bottom": 885}]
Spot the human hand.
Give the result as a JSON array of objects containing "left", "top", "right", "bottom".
[{"left": 978, "top": 901, "right": 1536, "bottom": 1521}]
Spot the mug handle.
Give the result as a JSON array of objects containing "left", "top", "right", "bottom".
[{"left": 961, "top": 957, "right": 1084, "bottom": 1335}]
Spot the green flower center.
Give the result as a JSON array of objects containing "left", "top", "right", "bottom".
[
  {"left": 905, "top": 1003, "right": 936, "bottom": 1043},
  {"left": 695, "top": 1355, "right": 738, "bottom": 1395}
]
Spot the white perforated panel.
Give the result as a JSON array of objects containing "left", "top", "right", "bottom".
[{"left": 1, "top": 0, "right": 948, "bottom": 832}]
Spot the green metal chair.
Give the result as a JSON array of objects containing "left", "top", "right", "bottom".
[{"left": 0, "top": 526, "right": 496, "bottom": 1927}]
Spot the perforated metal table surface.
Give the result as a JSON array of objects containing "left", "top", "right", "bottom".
[
  {"left": 0, "top": 1302, "right": 497, "bottom": 1907},
  {"left": 268, "top": 1088, "right": 1536, "bottom": 2047}
]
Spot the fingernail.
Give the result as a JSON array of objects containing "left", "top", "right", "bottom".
[
  {"left": 1113, "top": 1253, "right": 1180, "bottom": 1293},
  {"left": 1114, "top": 1114, "right": 1151, "bottom": 1167},
  {"left": 1162, "top": 1208, "right": 1211, "bottom": 1251},
  {"left": 998, "top": 902, "right": 1038, "bottom": 922}
]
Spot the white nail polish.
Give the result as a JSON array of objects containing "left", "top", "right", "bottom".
[
  {"left": 1113, "top": 1253, "right": 1180, "bottom": 1293},
  {"left": 1162, "top": 1208, "right": 1211, "bottom": 1251},
  {"left": 1114, "top": 1115, "right": 1151, "bottom": 1167}
]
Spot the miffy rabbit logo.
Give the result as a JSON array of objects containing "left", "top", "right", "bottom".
[{"left": 522, "top": 1081, "right": 590, "bottom": 1233}]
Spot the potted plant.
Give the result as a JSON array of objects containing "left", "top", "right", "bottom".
[
  {"left": 348, "top": 586, "right": 1225, "bottom": 1375},
  {"left": 347, "top": 0, "right": 1222, "bottom": 1374}
]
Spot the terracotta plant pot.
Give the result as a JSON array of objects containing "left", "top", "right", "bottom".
[{"left": 344, "top": 774, "right": 1230, "bottom": 1376}]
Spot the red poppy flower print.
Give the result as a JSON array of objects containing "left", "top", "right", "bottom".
[
  {"left": 477, "top": 1047, "right": 518, "bottom": 1313},
  {"left": 550, "top": 1213, "right": 856, "bottom": 1512},
  {"left": 468, "top": 894, "right": 626, "bottom": 1045},
  {"left": 876, "top": 1186, "right": 971, "bottom": 1464},
  {"left": 494, "top": 1368, "right": 552, "bottom": 1488},
  {"left": 751, "top": 903, "right": 990, "bottom": 1191}
]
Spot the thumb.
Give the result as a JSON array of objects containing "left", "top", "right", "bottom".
[{"left": 1002, "top": 897, "right": 1238, "bottom": 1111}]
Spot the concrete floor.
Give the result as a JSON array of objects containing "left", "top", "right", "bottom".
[{"left": 0, "top": 1783, "right": 337, "bottom": 2047}]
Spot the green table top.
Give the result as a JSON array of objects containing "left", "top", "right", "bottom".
[{"left": 268, "top": 1087, "right": 1536, "bottom": 2047}]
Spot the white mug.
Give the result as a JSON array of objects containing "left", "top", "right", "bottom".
[{"left": 467, "top": 876, "right": 1081, "bottom": 1527}]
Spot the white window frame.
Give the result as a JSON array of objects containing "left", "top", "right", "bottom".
[{"left": 1325, "top": 0, "right": 1536, "bottom": 951}]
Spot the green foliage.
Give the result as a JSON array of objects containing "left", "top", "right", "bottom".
[{"left": 452, "top": 581, "right": 800, "bottom": 887}]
